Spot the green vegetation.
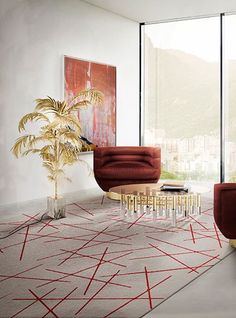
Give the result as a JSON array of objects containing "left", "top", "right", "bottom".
[
  {"left": 160, "top": 170, "right": 178, "bottom": 180},
  {"left": 228, "top": 172, "right": 236, "bottom": 182}
]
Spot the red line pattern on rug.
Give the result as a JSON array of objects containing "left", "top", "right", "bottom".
[{"left": 0, "top": 195, "right": 232, "bottom": 318}]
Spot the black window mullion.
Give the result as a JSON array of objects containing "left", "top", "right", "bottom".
[{"left": 220, "top": 13, "right": 225, "bottom": 183}]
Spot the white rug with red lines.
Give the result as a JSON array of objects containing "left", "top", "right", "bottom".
[{"left": 0, "top": 193, "right": 233, "bottom": 318}]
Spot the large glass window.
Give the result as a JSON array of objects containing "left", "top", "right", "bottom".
[
  {"left": 142, "top": 17, "right": 220, "bottom": 182},
  {"left": 224, "top": 14, "right": 236, "bottom": 181}
]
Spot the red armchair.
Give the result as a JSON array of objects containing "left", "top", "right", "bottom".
[
  {"left": 94, "top": 146, "right": 161, "bottom": 192},
  {"left": 214, "top": 183, "right": 236, "bottom": 247}
]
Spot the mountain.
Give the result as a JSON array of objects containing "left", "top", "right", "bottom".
[{"left": 145, "top": 46, "right": 236, "bottom": 140}]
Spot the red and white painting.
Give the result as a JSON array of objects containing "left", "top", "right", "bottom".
[{"left": 64, "top": 56, "right": 116, "bottom": 149}]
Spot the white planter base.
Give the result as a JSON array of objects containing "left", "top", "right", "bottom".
[{"left": 47, "top": 196, "right": 66, "bottom": 219}]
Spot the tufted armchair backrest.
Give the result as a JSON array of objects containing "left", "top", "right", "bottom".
[{"left": 94, "top": 146, "right": 161, "bottom": 169}]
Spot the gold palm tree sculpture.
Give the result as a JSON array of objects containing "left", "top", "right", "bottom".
[{"left": 12, "top": 89, "right": 103, "bottom": 200}]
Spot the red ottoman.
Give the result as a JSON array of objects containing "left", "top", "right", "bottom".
[
  {"left": 94, "top": 146, "right": 161, "bottom": 192},
  {"left": 214, "top": 183, "right": 236, "bottom": 247}
]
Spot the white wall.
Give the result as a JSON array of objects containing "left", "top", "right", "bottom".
[{"left": 0, "top": 0, "right": 139, "bottom": 205}]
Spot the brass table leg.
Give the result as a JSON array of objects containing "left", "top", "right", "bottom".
[{"left": 229, "top": 239, "right": 236, "bottom": 248}]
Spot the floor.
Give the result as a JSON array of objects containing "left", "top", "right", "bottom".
[
  {"left": 1, "top": 185, "right": 236, "bottom": 318},
  {"left": 143, "top": 249, "right": 236, "bottom": 318},
  {"left": 142, "top": 181, "right": 236, "bottom": 317}
]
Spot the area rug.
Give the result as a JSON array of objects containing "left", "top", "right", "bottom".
[{"left": 0, "top": 194, "right": 233, "bottom": 318}]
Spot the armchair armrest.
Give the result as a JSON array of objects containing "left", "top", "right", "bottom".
[{"left": 214, "top": 183, "right": 236, "bottom": 239}]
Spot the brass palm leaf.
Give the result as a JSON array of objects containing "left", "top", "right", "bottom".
[
  {"left": 28, "top": 135, "right": 55, "bottom": 148},
  {"left": 47, "top": 175, "right": 55, "bottom": 182},
  {"left": 43, "top": 161, "right": 53, "bottom": 169},
  {"left": 58, "top": 100, "right": 68, "bottom": 115},
  {"left": 11, "top": 135, "right": 36, "bottom": 158},
  {"left": 43, "top": 161, "right": 57, "bottom": 175},
  {"left": 89, "top": 89, "right": 103, "bottom": 104},
  {"left": 59, "top": 143, "right": 80, "bottom": 164},
  {"left": 65, "top": 114, "right": 82, "bottom": 133},
  {"left": 40, "top": 126, "right": 57, "bottom": 139},
  {"left": 46, "top": 114, "right": 82, "bottom": 135},
  {"left": 41, "top": 144, "right": 54, "bottom": 153},
  {"left": 59, "top": 130, "right": 81, "bottom": 147},
  {"left": 46, "top": 168, "right": 65, "bottom": 182},
  {"left": 21, "top": 148, "right": 41, "bottom": 156},
  {"left": 40, "top": 151, "right": 55, "bottom": 162},
  {"left": 35, "top": 97, "right": 58, "bottom": 113},
  {"left": 68, "top": 100, "right": 91, "bottom": 112},
  {"left": 61, "top": 148, "right": 79, "bottom": 165},
  {"left": 55, "top": 169, "right": 65, "bottom": 176},
  {"left": 70, "top": 89, "right": 103, "bottom": 105},
  {"left": 39, "top": 145, "right": 54, "bottom": 161},
  {"left": 18, "top": 112, "right": 50, "bottom": 132}
]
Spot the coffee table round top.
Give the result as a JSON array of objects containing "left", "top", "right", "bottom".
[{"left": 109, "top": 183, "right": 209, "bottom": 196}]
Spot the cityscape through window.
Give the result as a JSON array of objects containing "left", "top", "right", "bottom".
[
  {"left": 224, "top": 14, "right": 236, "bottom": 182},
  {"left": 142, "top": 15, "right": 236, "bottom": 183}
]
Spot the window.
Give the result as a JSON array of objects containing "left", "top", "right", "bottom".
[
  {"left": 141, "top": 15, "right": 236, "bottom": 183},
  {"left": 224, "top": 14, "right": 236, "bottom": 181}
]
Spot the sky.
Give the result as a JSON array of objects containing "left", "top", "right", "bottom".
[{"left": 144, "top": 15, "right": 236, "bottom": 62}]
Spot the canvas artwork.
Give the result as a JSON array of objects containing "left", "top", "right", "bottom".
[{"left": 64, "top": 56, "right": 116, "bottom": 150}]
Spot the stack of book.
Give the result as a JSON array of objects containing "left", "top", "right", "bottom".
[{"left": 160, "top": 183, "right": 189, "bottom": 192}]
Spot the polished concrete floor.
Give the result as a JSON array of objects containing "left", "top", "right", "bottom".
[{"left": 143, "top": 249, "right": 236, "bottom": 318}]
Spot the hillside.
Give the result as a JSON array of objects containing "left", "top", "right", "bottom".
[{"left": 146, "top": 47, "right": 236, "bottom": 140}]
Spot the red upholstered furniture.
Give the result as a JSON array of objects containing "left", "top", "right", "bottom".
[
  {"left": 214, "top": 183, "right": 236, "bottom": 247},
  {"left": 94, "top": 146, "right": 161, "bottom": 192}
]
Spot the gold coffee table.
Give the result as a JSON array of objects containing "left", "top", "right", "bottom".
[{"left": 109, "top": 183, "right": 207, "bottom": 226}]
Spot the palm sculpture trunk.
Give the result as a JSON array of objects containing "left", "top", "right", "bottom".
[
  {"left": 48, "top": 137, "right": 64, "bottom": 219},
  {"left": 55, "top": 178, "right": 58, "bottom": 200},
  {"left": 12, "top": 89, "right": 103, "bottom": 219},
  {"left": 54, "top": 137, "right": 59, "bottom": 200}
]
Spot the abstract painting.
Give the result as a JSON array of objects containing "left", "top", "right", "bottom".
[{"left": 64, "top": 56, "right": 116, "bottom": 150}]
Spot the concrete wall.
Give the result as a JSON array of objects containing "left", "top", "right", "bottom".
[{"left": 0, "top": 0, "right": 139, "bottom": 205}]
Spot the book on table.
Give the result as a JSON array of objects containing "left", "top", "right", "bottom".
[{"left": 160, "top": 183, "right": 188, "bottom": 192}]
